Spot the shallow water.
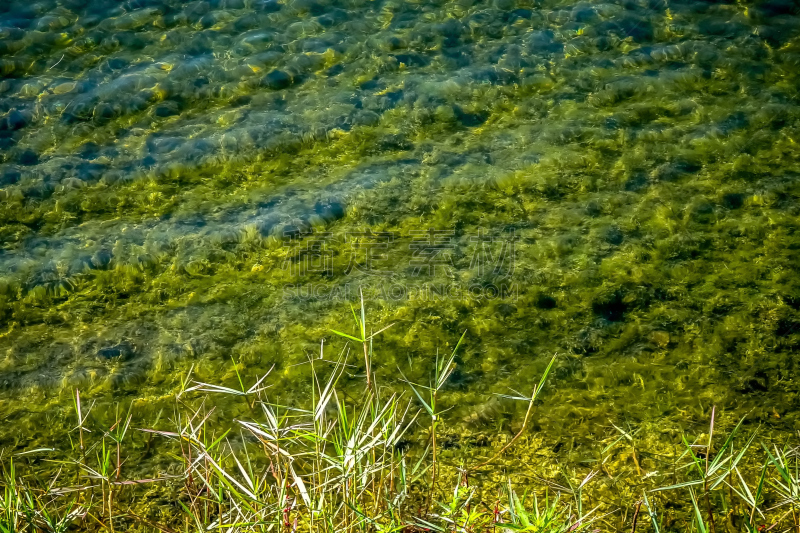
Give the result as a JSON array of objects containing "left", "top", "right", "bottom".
[{"left": 0, "top": 0, "right": 799, "bottom": 453}]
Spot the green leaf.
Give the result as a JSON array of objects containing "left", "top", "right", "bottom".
[
  {"left": 650, "top": 479, "right": 704, "bottom": 492},
  {"left": 408, "top": 382, "right": 433, "bottom": 416},
  {"left": 533, "top": 353, "right": 558, "bottom": 400},
  {"left": 689, "top": 489, "right": 708, "bottom": 533},
  {"left": 710, "top": 429, "right": 758, "bottom": 490},
  {"left": 643, "top": 492, "right": 660, "bottom": 533},
  {"left": 330, "top": 329, "right": 363, "bottom": 343}
]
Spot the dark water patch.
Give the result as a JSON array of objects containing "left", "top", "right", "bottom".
[
  {"left": 593, "top": 290, "right": 629, "bottom": 322},
  {"left": 721, "top": 192, "right": 745, "bottom": 209},
  {"left": 535, "top": 294, "right": 557, "bottom": 310}
]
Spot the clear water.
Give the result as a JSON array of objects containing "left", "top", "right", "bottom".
[{"left": 0, "top": 0, "right": 799, "bottom": 455}]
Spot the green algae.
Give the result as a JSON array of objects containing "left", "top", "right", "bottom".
[{"left": 0, "top": 0, "right": 799, "bottom": 485}]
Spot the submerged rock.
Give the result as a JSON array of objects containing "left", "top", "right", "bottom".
[
  {"left": 262, "top": 69, "right": 293, "bottom": 90},
  {"left": 97, "top": 341, "right": 136, "bottom": 361}
]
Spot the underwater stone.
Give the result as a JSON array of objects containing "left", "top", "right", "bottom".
[
  {"left": 574, "top": 327, "right": 600, "bottom": 354},
  {"left": 0, "top": 136, "right": 15, "bottom": 152},
  {"left": 233, "top": 14, "right": 261, "bottom": 31},
  {"left": 62, "top": 96, "right": 98, "bottom": 123},
  {"left": 752, "top": 0, "right": 799, "bottom": 17},
  {"left": 690, "top": 201, "right": 715, "bottom": 223},
  {"left": 120, "top": 0, "right": 157, "bottom": 8},
  {"left": 496, "top": 303, "right": 517, "bottom": 317},
  {"left": 624, "top": 173, "right": 649, "bottom": 191},
  {"left": 435, "top": 19, "right": 466, "bottom": 48},
  {"left": 652, "top": 160, "right": 701, "bottom": 182},
  {"left": 212, "top": 0, "right": 245, "bottom": 7},
  {"left": 254, "top": 0, "right": 282, "bottom": 11},
  {"left": 390, "top": 11, "right": 418, "bottom": 30},
  {"left": 0, "top": 27, "right": 25, "bottom": 40},
  {"left": 22, "top": 181, "right": 54, "bottom": 199},
  {"left": 605, "top": 226, "right": 624, "bottom": 245},
  {"left": 442, "top": 48, "right": 472, "bottom": 68},
  {"left": 317, "top": 8, "right": 348, "bottom": 27},
  {"left": 124, "top": 94, "right": 150, "bottom": 114},
  {"left": 757, "top": 25, "right": 794, "bottom": 48},
  {"left": 382, "top": 36, "right": 406, "bottom": 51},
  {"left": 1, "top": 18, "right": 31, "bottom": 29},
  {"left": 572, "top": 5, "right": 598, "bottom": 22},
  {"left": 17, "top": 148, "right": 38, "bottom": 166},
  {"left": 525, "top": 30, "right": 563, "bottom": 54},
  {"left": 184, "top": 1, "right": 211, "bottom": 19},
  {"left": 97, "top": 341, "right": 136, "bottom": 361},
  {"left": 90, "top": 249, "right": 113, "bottom": 269},
  {"left": 262, "top": 69, "right": 293, "bottom": 90},
  {"left": 392, "top": 53, "right": 429, "bottom": 68},
  {"left": 472, "top": 67, "right": 518, "bottom": 85},
  {"left": 585, "top": 200, "right": 602, "bottom": 217},
  {"left": 454, "top": 106, "right": 488, "bottom": 127},
  {"left": 286, "top": 53, "right": 326, "bottom": 75},
  {"left": 301, "top": 36, "right": 341, "bottom": 53},
  {"left": 505, "top": 8, "right": 533, "bottom": 22},
  {"left": 1, "top": 109, "right": 30, "bottom": 131},
  {"left": 718, "top": 111, "right": 749, "bottom": 134},
  {"left": 93, "top": 102, "right": 118, "bottom": 122},
  {"left": 325, "top": 63, "right": 344, "bottom": 77},
  {"left": 617, "top": 17, "right": 654, "bottom": 42},
  {"left": 376, "top": 134, "right": 413, "bottom": 152},
  {"left": 199, "top": 13, "right": 218, "bottom": 28},
  {"left": 147, "top": 136, "right": 182, "bottom": 154},
  {"left": 0, "top": 168, "right": 20, "bottom": 185},
  {"left": 314, "top": 199, "right": 346, "bottom": 222},
  {"left": 77, "top": 142, "right": 100, "bottom": 158},
  {"left": 75, "top": 162, "right": 106, "bottom": 181},
  {"left": 153, "top": 101, "right": 181, "bottom": 118},
  {"left": 352, "top": 110, "right": 380, "bottom": 126},
  {"left": 250, "top": 50, "right": 282, "bottom": 69},
  {"left": 493, "top": 0, "right": 515, "bottom": 9},
  {"left": 697, "top": 17, "right": 743, "bottom": 37},
  {"left": 359, "top": 77, "right": 381, "bottom": 90}
]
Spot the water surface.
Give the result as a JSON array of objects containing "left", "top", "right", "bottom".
[{"left": 1, "top": 0, "right": 799, "bottom": 453}]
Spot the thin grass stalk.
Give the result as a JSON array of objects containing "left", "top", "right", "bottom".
[{"left": 705, "top": 406, "right": 717, "bottom": 533}]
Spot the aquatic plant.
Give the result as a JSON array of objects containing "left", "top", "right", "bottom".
[
  {"left": 0, "top": 316, "right": 796, "bottom": 532},
  {"left": 0, "top": 0, "right": 800, "bottom": 524},
  {"left": 0, "top": 315, "right": 582, "bottom": 532}
]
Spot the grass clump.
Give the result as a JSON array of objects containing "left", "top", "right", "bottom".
[
  {"left": 1, "top": 304, "right": 800, "bottom": 533},
  {"left": 0, "top": 303, "right": 588, "bottom": 533}
]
